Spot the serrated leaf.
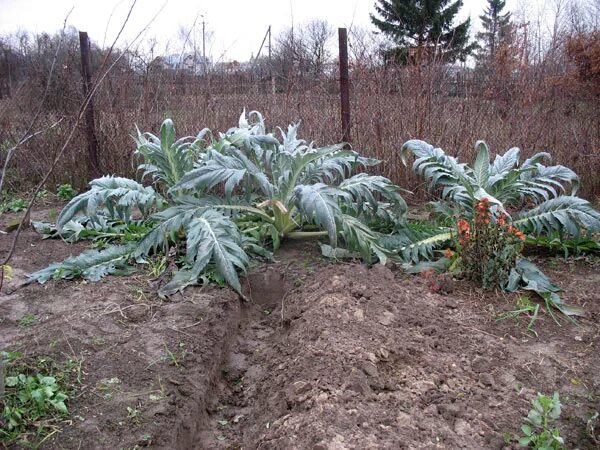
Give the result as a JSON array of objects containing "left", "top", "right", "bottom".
[
  {"left": 27, "top": 243, "right": 136, "bottom": 284},
  {"left": 294, "top": 183, "right": 345, "bottom": 247}
]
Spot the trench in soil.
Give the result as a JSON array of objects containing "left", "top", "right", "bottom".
[
  {"left": 170, "top": 245, "right": 600, "bottom": 450},
  {"left": 175, "top": 254, "right": 300, "bottom": 449}
]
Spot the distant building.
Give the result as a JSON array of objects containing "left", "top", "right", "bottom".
[
  {"left": 152, "top": 53, "right": 211, "bottom": 74},
  {"left": 213, "top": 60, "right": 252, "bottom": 74}
]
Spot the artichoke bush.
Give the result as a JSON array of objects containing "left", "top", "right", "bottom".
[{"left": 30, "top": 111, "right": 407, "bottom": 297}]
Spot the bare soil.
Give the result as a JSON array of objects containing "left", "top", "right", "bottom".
[{"left": 1, "top": 209, "right": 599, "bottom": 449}]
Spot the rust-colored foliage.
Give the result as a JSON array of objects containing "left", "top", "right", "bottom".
[{"left": 566, "top": 31, "right": 600, "bottom": 92}]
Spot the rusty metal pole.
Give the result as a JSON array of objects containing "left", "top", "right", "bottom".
[
  {"left": 79, "top": 31, "right": 100, "bottom": 179},
  {"left": 338, "top": 28, "right": 351, "bottom": 143}
]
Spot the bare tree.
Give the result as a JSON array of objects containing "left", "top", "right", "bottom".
[
  {"left": 303, "top": 19, "right": 334, "bottom": 75},
  {"left": 269, "top": 18, "right": 334, "bottom": 84}
]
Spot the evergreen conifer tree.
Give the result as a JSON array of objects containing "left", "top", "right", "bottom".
[
  {"left": 476, "top": 0, "right": 512, "bottom": 66},
  {"left": 370, "top": 0, "right": 476, "bottom": 63}
]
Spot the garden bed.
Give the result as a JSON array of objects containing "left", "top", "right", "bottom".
[{"left": 1, "top": 209, "right": 600, "bottom": 449}]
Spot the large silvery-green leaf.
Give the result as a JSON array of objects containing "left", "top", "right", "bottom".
[
  {"left": 520, "top": 164, "right": 580, "bottom": 198},
  {"left": 277, "top": 143, "right": 351, "bottom": 202},
  {"left": 27, "top": 243, "right": 136, "bottom": 284},
  {"left": 472, "top": 140, "right": 490, "bottom": 187},
  {"left": 490, "top": 147, "right": 520, "bottom": 175},
  {"left": 135, "top": 119, "right": 208, "bottom": 190},
  {"left": 170, "top": 150, "right": 247, "bottom": 197},
  {"left": 339, "top": 173, "right": 407, "bottom": 216},
  {"left": 294, "top": 183, "right": 347, "bottom": 247},
  {"left": 381, "top": 225, "right": 453, "bottom": 263},
  {"left": 515, "top": 259, "right": 585, "bottom": 317},
  {"left": 170, "top": 147, "right": 274, "bottom": 198},
  {"left": 158, "top": 210, "right": 249, "bottom": 297},
  {"left": 513, "top": 196, "right": 600, "bottom": 236},
  {"left": 57, "top": 176, "right": 160, "bottom": 230},
  {"left": 338, "top": 214, "right": 390, "bottom": 264},
  {"left": 400, "top": 140, "right": 472, "bottom": 195}
]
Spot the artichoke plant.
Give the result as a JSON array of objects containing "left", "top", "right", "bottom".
[
  {"left": 29, "top": 111, "right": 407, "bottom": 297},
  {"left": 398, "top": 139, "right": 600, "bottom": 257},
  {"left": 397, "top": 139, "right": 600, "bottom": 317}
]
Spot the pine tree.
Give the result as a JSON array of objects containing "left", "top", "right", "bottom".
[
  {"left": 476, "top": 0, "right": 512, "bottom": 66},
  {"left": 370, "top": 0, "right": 475, "bottom": 64}
]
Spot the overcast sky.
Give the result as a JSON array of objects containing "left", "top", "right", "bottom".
[{"left": 0, "top": 0, "right": 529, "bottom": 61}]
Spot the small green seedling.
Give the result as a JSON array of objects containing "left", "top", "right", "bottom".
[
  {"left": 127, "top": 405, "right": 140, "bottom": 419},
  {"left": 164, "top": 342, "right": 187, "bottom": 368},
  {"left": 517, "top": 392, "right": 565, "bottom": 449},
  {"left": 47, "top": 209, "right": 58, "bottom": 221},
  {"left": 587, "top": 412, "right": 599, "bottom": 445},
  {"left": 92, "top": 336, "right": 106, "bottom": 346},
  {"left": 147, "top": 255, "right": 168, "bottom": 277},
  {"left": 18, "top": 314, "right": 37, "bottom": 327}
]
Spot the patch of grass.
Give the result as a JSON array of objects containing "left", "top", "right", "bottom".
[
  {"left": 145, "top": 342, "right": 188, "bottom": 370},
  {"left": 497, "top": 296, "right": 540, "bottom": 337},
  {"left": 0, "top": 351, "right": 75, "bottom": 447},
  {"left": 163, "top": 342, "right": 187, "bottom": 368}
]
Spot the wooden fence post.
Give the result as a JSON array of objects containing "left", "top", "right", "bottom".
[
  {"left": 338, "top": 28, "right": 351, "bottom": 143},
  {"left": 79, "top": 31, "right": 100, "bottom": 179}
]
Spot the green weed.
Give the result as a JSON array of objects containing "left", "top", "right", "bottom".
[
  {"left": 513, "top": 392, "right": 565, "bottom": 449},
  {"left": 18, "top": 314, "right": 37, "bottom": 327},
  {"left": 0, "top": 352, "right": 74, "bottom": 447},
  {"left": 56, "top": 184, "right": 77, "bottom": 200},
  {"left": 0, "top": 198, "right": 27, "bottom": 214}
]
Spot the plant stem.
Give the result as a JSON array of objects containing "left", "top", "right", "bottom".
[{"left": 286, "top": 231, "right": 328, "bottom": 239}]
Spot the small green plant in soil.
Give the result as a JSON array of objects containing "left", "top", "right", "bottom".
[
  {"left": 514, "top": 392, "right": 565, "bottom": 449},
  {"left": 18, "top": 314, "right": 37, "bottom": 327},
  {"left": 56, "top": 183, "right": 77, "bottom": 201},
  {"left": 0, "top": 197, "right": 27, "bottom": 214},
  {"left": 163, "top": 342, "right": 187, "bottom": 368},
  {"left": 587, "top": 411, "right": 599, "bottom": 445},
  {"left": 0, "top": 352, "right": 72, "bottom": 447}
]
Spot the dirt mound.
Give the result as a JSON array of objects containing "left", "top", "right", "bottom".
[{"left": 199, "top": 253, "right": 600, "bottom": 449}]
